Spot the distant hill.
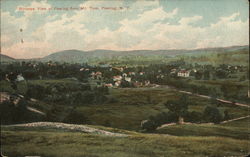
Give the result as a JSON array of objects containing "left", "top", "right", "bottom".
[
  {"left": 0, "top": 45, "right": 248, "bottom": 64},
  {"left": 41, "top": 45, "right": 249, "bottom": 63},
  {"left": 0, "top": 54, "right": 16, "bottom": 63}
]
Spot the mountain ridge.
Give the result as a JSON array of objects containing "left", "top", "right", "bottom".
[{"left": 1, "top": 45, "right": 248, "bottom": 63}]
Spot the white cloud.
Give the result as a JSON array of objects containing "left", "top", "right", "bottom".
[
  {"left": 119, "top": 7, "right": 178, "bottom": 37},
  {"left": 179, "top": 15, "right": 203, "bottom": 25},
  {"left": 196, "top": 13, "right": 249, "bottom": 48}
]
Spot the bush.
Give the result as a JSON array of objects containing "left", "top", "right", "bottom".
[
  {"left": 141, "top": 119, "right": 158, "bottom": 132},
  {"left": 0, "top": 98, "right": 44, "bottom": 124},
  {"left": 141, "top": 112, "right": 178, "bottom": 132},
  {"left": 203, "top": 106, "right": 223, "bottom": 124}
]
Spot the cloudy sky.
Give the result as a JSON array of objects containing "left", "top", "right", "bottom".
[{"left": 1, "top": 0, "right": 249, "bottom": 59}]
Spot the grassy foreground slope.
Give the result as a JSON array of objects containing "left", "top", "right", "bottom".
[{"left": 1, "top": 128, "right": 249, "bottom": 157}]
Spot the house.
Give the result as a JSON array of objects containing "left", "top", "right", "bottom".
[
  {"left": 32, "top": 64, "right": 38, "bottom": 68},
  {"left": 80, "top": 68, "right": 85, "bottom": 71},
  {"left": 122, "top": 73, "right": 128, "bottom": 77},
  {"left": 95, "top": 72, "right": 102, "bottom": 79},
  {"left": 133, "top": 81, "right": 143, "bottom": 87},
  {"left": 104, "top": 83, "right": 113, "bottom": 88},
  {"left": 91, "top": 72, "right": 95, "bottom": 77},
  {"left": 156, "top": 74, "right": 164, "bottom": 79},
  {"left": 95, "top": 71, "right": 102, "bottom": 75},
  {"left": 139, "top": 72, "right": 145, "bottom": 75},
  {"left": 128, "top": 72, "right": 136, "bottom": 76},
  {"left": 170, "top": 69, "right": 177, "bottom": 74},
  {"left": 144, "top": 80, "right": 150, "bottom": 86},
  {"left": 16, "top": 74, "right": 25, "bottom": 82},
  {"left": 113, "top": 67, "right": 124, "bottom": 72},
  {"left": 91, "top": 71, "right": 102, "bottom": 79},
  {"left": 113, "top": 75, "right": 122, "bottom": 82},
  {"left": 114, "top": 81, "right": 121, "bottom": 87},
  {"left": 177, "top": 70, "right": 190, "bottom": 77},
  {"left": 125, "top": 77, "right": 131, "bottom": 82}
]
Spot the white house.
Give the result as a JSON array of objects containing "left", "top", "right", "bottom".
[
  {"left": 114, "top": 81, "right": 121, "bottom": 87},
  {"left": 128, "top": 72, "right": 136, "bottom": 76},
  {"left": 104, "top": 83, "right": 113, "bottom": 88},
  {"left": 170, "top": 69, "right": 177, "bottom": 74},
  {"left": 113, "top": 75, "right": 122, "bottom": 81},
  {"left": 122, "top": 73, "right": 128, "bottom": 77},
  {"left": 113, "top": 67, "right": 124, "bottom": 72},
  {"left": 144, "top": 80, "right": 150, "bottom": 86},
  {"left": 139, "top": 72, "right": 145, "bottom": 75},
  {"left": 177, "top": 70, "right": 190, "bottom": 77},
  {"left": 91, "top": 71, "right": 102, "bottom": 79},
  {"left": 125, "top": 77, "right": 131, "bottom": 82},
  {"left": 16, "top": 74, "right": 25, "bottom": 82}
]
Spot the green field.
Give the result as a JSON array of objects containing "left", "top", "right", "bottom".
[
  {"left": 180, "top": 47, "right": 249, "bottom": 66},
  {"left": 75, "top": 87, "right": 249, "bottom": 130}
]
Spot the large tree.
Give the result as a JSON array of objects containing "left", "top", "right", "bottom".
[{"left": 164, "top": 95, "right": 189, "bottom": 124}]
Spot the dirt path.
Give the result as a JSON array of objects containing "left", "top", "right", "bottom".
[
  {"left": 157, "top": 115, "right": 250, "bottom": 130},
  {"left": 156, "top": 122, "right": 214, "bottom": 130},
  {"left": 179, "top": 90, "right": 250, "bottom": 108},
  {"left": 26, "top": 106, "right": 46, "bottom": 115},
  {"left": 220, "top": 115, "right": 250, "bottom": 124},
  {"left": 6, "top": 122, "right": 128, "bottom": 137}
]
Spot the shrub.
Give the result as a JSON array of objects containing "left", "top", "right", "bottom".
[
  {"left": 203, "top": 106, "right": 223, "bottom": 124},
  {"left": 141, "top": 119, "right": 158, "bottom": 132}
]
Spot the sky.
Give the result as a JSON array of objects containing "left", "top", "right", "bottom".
[{"left": 1, "top": 0, "right": 249, "bottom": 59}]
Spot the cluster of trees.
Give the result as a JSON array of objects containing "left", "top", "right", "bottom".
[
  {"left": 25, "top": 82, "right": 109, "bottom": 106},
  {"left": 141, "top": 95, "right": 230, "bottom": 132},
  {"left": 0, "top": 97, "right": 44, "bottom": 124},
  {"left": 0, "top": 62, "right": 91, "bottom": 81},
  {"left": 0, "top": 95, "right": 92, "bottom": 125}
]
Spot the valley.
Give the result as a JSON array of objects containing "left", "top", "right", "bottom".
[{"left": 0, "top": 46, "right": 249, "bottom": 157}]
